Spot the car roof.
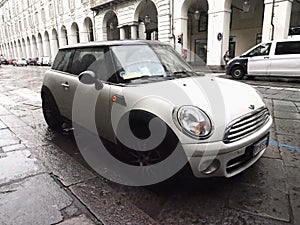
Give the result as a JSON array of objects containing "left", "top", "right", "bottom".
[{"left": 59, "top": 40, "right": 167, "bottom": 50}]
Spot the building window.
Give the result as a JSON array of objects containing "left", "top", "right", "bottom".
[
  {"left": 49, "top": 4, "right": 54, "bottom": 19},
  {"left": 23, "top": 17, "right": 27, "bottom": 29},
  {"left": 35, "top": 12, "right": 39, "bottom": 25},
  {"left": 69, "top": 0, "right": 75, "bottom": 10},
  {"left": 19, "top": 21, "right": 22, "bottom": 32},
  {"left": 58, "top": 0, "right": 63, "bottom": 15},
  {"left": 41, "top": 8, "right": 46, "bottom": 23}
]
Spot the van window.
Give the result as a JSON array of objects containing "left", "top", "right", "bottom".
[
  {"left": 248, "top": 43, "right": 271, "bottom": 57},
  {"left": 275, "top": 41, "right": 300, "bottom": 55},
  {"left": 52, "top": 50, "right": 73, "bottom": 73}
]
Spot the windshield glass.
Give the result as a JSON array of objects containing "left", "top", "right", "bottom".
[{"left": 110, "top": 44, "right": 193, "bottom": 81}]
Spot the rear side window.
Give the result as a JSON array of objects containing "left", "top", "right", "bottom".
[
  {"left": 52, "top": 50, "right": 73, "bottom": 72},
  {"left": 275, "top": 41, "right": 300, "bottom": 55}
]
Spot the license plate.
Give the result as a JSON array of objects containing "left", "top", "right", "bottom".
[{"left": 253, "top": 137, "right": 268, "bottom": 156}]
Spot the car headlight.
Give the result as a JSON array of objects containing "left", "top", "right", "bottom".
[{"left": 174, "top": 106, "right": 212, "bottom": 139}]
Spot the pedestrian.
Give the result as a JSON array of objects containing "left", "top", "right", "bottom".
[{"left": 223, "top": 50, "right": 232, "bottom": 65}]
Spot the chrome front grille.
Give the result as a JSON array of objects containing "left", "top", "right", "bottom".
[{"left": 224, "top": 107, "right": 270, "bottom": 143}]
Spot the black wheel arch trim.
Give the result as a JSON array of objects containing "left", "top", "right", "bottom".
[
  {"left": 227, "top": 58, "right": 248, "bottom": 75},
  {"left": 41, "top": 85, "right": 63, "bottom": 119}
]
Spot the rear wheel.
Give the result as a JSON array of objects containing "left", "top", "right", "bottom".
[
  {"left": 231, "top": 66, "right": 245, "bottom": 79},
  {"left": 42, "top": 92, "right": 63, "bottom": 131}
]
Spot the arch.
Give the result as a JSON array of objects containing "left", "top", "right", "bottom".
[
  {"left": 17, "top": 39, "right": 22, "bottom": 58},
  {"left": 26, "top": 36, "right": 32, "bottom": 59},
  {"left": 103, "top": 11, "right": 120, "bottom": 41},
  {"left": 289, "top": 0, "right": 300, "bottom": 36},
  {"left": 37, "top": 33, "right": 44, "bottom": 57},
  {"left": 44, "top": 31, "right": 51, "bottom": 57},
  {"left": 175, "top": 0, "right": 208, "bottom": 63},
  {"left": 230, "top": 0, "right": 264, "bottom": 56},
  {"left": 21, "top": 38, "right": 27, "bottom": 58},
  {"left": 60, "top": 25, "right": 68, "bottom": 47},
  {"left": 51, "top": 28, "right": 59, "bottom": 58},
  {"left": 70, "top": 22, "right": 80, "bottom": 44},
  {"left": 134, "top": 0, "right": 158, "bottom": 40},
  {"left": 83, "top": 17, "right": 94, "bottom": 42},
  {"left": 31, "top": 35, "right": 38, "bottom": 58}
]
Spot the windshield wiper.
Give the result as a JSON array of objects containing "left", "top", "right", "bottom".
[
  {"left": 173, "top": 70, "right": 205, "bottom": 78},
  {"left": 173, "top": 70, "right": 196, "bottom": 77},
  {"left": 125, "top": 75, "right": 173, "bottom": 81}
]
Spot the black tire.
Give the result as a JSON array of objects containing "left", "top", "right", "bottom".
[
  {"left": 113, "top": 110, "right": 185, "bottom": 167},
  {"left": 42, "top": 92, "right": 63, "bottom": 131},
  {"left": 231, "top": 66, "right": 245, "bottom": 79}
]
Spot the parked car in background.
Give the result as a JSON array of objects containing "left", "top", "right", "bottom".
[
  {"left": 37, "top": 56, "right": 51, "bottom": 66},
  {"left": 27, "top": 57, "right": 38, "bottom": 65},
  {"left": 9, "top": 59, "right": 16, "bottom": 65},
  {"left": 13, "top": 58, "right": 27, "bottom": 67},
  {"left": 0, "top": 58, "right": 9, "bottom": 65},
  {"left": 226, "top": 38, "right": 300, "bottom": 79}
]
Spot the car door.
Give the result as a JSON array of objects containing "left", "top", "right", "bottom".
[
  {"left": 247, "top": 42, "right": 272, "bottom": 76},
  {"left": 71, "top": 46, "right": 116, "bottom": 141}
]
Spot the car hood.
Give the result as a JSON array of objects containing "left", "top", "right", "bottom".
[{"left": 116, "top": 75, "right": 265, "bottom": 141}]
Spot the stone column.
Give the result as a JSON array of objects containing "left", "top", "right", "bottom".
[
  {"left": 206, "top": 7, "right": 231, "bottom": 67},
  {"left": 43, "top": 39, "right": 51, "bottom": 57},
  {"left": 138, "top": 22, "right": 146, "bottom": 39},
  {"left": 173, "top": 16, "right": 188, "bottom": 52},
  {"left": 37, "top": 40, "right": 44, "bottom": 57},
  {"left": 68, "top": 34, "right": 78, "bottom": 45},
  {"left": 21, "top": 42, "right": 27, "bottom": 58},
  {"left": 131, "top": 25, "right": 138, "bottom": 40},
  {"left": 26, "top": 42, "right": 32, "bottom": 59},
  {"left": 120, "top": 27, "right": 125, "bottom": 40},
  {"left": 80, "top": 31, "right": 89, "bottom": 43},
  {"left": 50, "top": 37, "right": 59, "bottom": 59},
  {"left": 262, "top": 0, "right": 292, "bottom": 41}
]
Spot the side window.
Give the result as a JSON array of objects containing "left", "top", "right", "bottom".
[
  {"left": 52, "top": 50, "right": 73, "bottom": 72},
  {"left": 70, "top": 47, "right": 116, "bottom": 83},
  {"left": 248, "top": 43, "right": 271, "bottom": 57},
  {"left": 70, "top": 47, "right": 105, "bottom": 77},
  {"left": 275, "top": 41, "right": 300, "bottom": 55}
]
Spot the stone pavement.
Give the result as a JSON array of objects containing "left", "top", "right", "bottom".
[{"left": 0, "top": 103, "right": 159, "bottom": 224}]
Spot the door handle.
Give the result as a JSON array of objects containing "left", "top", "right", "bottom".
[
  {"left": 264, "top": 57, "right": 269, "bottom": 59},
  {"left": 61, "top": 82, "right": 70, "bottom": 89}
]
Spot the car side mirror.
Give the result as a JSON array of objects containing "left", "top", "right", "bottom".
[{"left": 78, "top": 71, "right": 104, "bottom": 90}]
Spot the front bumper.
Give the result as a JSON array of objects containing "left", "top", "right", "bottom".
[{"left": 182, "top": 116, "right": 273, "bottom": 178}]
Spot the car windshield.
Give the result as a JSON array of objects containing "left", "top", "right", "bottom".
[{"left": 110, "top": 44, "right": 196, "bottom": 82}]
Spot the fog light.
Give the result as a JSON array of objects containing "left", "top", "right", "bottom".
[{"left": 200, "top": 159, "right": 220, "bottom": 175}]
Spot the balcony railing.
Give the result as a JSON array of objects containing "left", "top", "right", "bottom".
[{"left": 90, "top": 0, "right": 127, "bottom": 10}]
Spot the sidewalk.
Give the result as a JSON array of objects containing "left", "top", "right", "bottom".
[
  {"left": 0, "top": 104, "right": 96, "bottom": 225},
  {"left": 0, "top": 100, "right": 157, "bottom": 224}
]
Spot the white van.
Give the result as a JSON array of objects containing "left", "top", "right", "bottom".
[{"left": 226, "top": 39, "right": 300, "bottom": 79}]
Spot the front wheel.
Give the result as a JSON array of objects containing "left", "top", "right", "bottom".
[
  {"left": 231, "top": 66, "right": 245, "bottom": 79},
  {"left": 42, "top": 92, "right": 63, "bottom": 131}
]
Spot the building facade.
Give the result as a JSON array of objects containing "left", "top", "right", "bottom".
[{"left": 0, "top": 0, "right": 299, "bottom": 68}]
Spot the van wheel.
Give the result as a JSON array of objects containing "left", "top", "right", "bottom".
[
  {"left": 231, "top": 66, "right": 245, "bottom": 79},
  {"left": 42, "top": 92, "right": 63, "bottom": 132}
]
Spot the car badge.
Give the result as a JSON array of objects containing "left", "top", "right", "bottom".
[{"left": 249, "top": 105, "right": 255, "bottom": 110}]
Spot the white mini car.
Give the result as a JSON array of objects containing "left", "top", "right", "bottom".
[{"left": 42, "top": 40, "right": 272, "bottom": 182}]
